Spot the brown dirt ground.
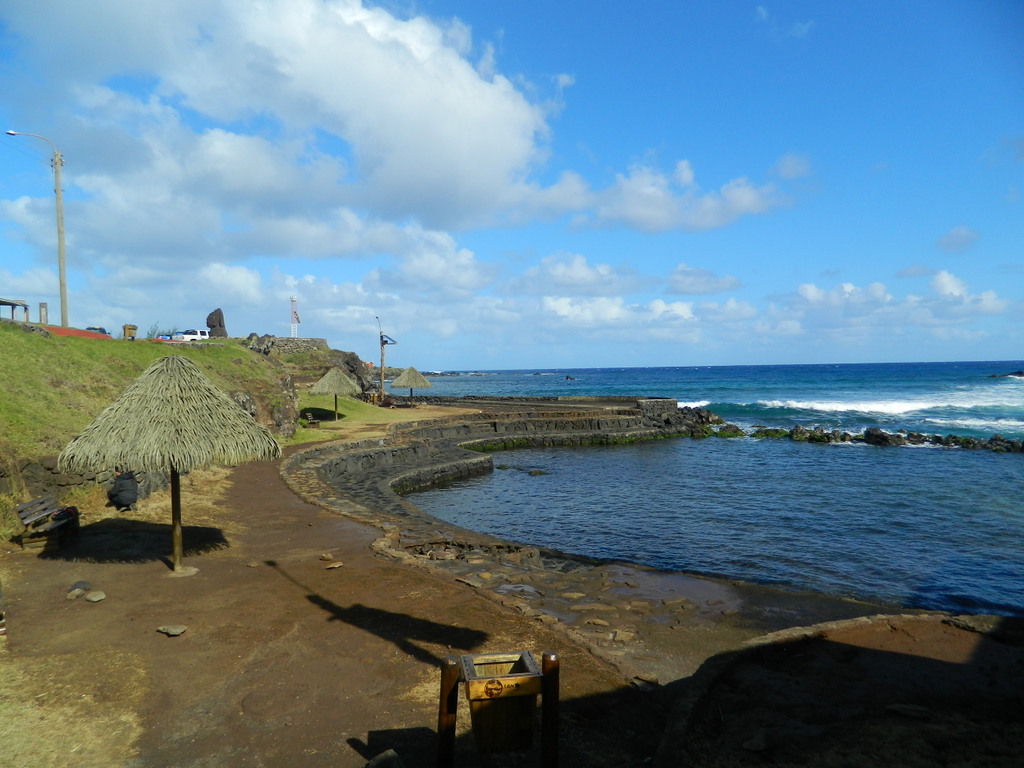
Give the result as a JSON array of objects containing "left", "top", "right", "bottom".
[{"left": 1, "top": 408, "right": 1022, "bottom": 767}]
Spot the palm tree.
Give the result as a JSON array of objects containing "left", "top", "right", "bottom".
[
  {"left": 309, "top": 367, "right": 361, "bottom": 421},
  {"left": 58, "top": 355, "right": 281, "bottom": 573}
]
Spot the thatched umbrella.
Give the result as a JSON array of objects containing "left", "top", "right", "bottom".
[
  {"left": 309, "top": 367, "right": 361, "bottom": 421},
  {"left": 392, "top": 366, "right": 432, "bottom": 398},
  {"left": 58, "top": 355, "right": 281, "bottom": 573}
]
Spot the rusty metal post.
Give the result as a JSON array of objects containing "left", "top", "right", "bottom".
[
  {"left": 437, "top": 655, "right": 460, "bottom": 768},
  {"left": 541, "top": 652, "right": 560, "bottom": 768}
]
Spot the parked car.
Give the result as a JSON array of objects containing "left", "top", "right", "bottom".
[{"left": 171, "top": 329, "right": 210, "bottom": 341}]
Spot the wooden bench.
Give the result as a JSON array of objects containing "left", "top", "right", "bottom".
[
  {"left": 303, "top": 412, "right": 320, "bottom": 428},
  {"left": 14, "top": 494, "right": 80, "bottom": 550}
]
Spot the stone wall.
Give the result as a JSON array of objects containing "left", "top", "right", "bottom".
[
  {"left": 284, "top": 401, "right": 709, "bottom": 513},
  {"left": 245, "top": 335, "right": 328, "bottom": 354},
  {"left": 6, "top": 457, "right": 166, "bottom": 502}
]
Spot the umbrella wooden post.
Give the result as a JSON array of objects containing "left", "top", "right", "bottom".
[
  {"left": 436, "top": 656, "right": 460, "bottom": 768},
  {"left": 170, "top": 466, "right": 183, "bottom": 571},
  {"left": 541, "top": 652, "right": 560, "bottom": 768}
]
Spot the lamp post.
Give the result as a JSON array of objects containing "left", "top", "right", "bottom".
[
  {"left": 6, "top": 130, "right": 68, "bottom": 327},
  {"left": 376, "top": 316, "right": 397, "bottom": 404}
]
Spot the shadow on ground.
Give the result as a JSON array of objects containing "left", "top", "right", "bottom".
[
  {"left": 265, "top": 559, "right": 671, "bottom": 766},
  {"left": 267, "top": 559, "right": 487, "bottom": 666},
  {"left": 655, "top": 615, "right": 1024, "bottom": 767},
  {"left": 36, "top": 518, "right": 228, "bottom": 565}
]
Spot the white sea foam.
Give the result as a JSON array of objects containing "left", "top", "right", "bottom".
[
  {"left": 678, "top": 400, "right": 711, "bottom": 409},
  {"left": 757, "top": 398, "right": 943, "bottom": 415},
  {"left": 758, "top": 387, "right": 1024, "bottom": 416},
  {"left": 922, "top": 417, "right": 1024, "bottom": 434}
]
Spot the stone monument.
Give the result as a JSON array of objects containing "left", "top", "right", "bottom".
[{"left": 206, "top": 308, "right": 228, "bottom": 338}]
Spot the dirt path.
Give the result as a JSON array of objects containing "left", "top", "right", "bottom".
[
  {"left": 0, "top": 453, "right": 668, "bottom": 767},
  {"left": 2, "top": 408, "right": 1022, "bottom": 767}
]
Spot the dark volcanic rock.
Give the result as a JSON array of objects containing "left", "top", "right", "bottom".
[
  {"left": 987, "top": 370, "right": 1024, "bottom": 378},
  {"left": 864, "top": 427, "right": 906, "bottom": 447}
]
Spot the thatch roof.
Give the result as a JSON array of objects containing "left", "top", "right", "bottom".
[
  {"left": 58, "top": 355, "right": 281, "bottom": 474},
  {"left": 309, "top": 367, "right": 361, "bottom": 396},
  {"left": 392, "top": 367, "right": 431, "bottom": 390}
]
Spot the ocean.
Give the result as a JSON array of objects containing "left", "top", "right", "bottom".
[{"left": 406, "top": 361, "right": 1024, "bottom": 616}]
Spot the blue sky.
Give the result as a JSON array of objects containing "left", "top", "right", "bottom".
[{"left": 1, "top": 1, "right": 1021, "bottom": 370}]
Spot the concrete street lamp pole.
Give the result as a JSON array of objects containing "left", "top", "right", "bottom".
[{"left": 6, "top": 130, "right": 68, "bottom": 327}]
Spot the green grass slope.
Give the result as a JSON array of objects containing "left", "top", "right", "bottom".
[{"left": 0, "top": 322, "right": 288, "bottom": 460}]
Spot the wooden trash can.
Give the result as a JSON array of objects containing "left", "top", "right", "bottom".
[{"left": 459, "top": 651, "right": 543, "bottom": 753}]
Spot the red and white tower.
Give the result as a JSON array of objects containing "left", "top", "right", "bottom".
[{"left": 290, "top": 297, "right": 300, "bottom": 338}]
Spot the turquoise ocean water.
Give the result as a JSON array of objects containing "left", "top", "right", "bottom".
[{"left": 407, "top": 361, "right": 1024, "bottom": 616}]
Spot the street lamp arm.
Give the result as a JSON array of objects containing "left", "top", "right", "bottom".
[{"left": 6, "top": 130, "right": 58, "bottom": 154}]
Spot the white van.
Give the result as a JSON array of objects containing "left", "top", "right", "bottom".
[{"left": 171, "top": 329, "right": 210, "bottom": 341}]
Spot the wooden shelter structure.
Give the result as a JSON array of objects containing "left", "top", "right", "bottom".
[
  {"left": 392, "top": 366, "right": 432, "bottom": 398},
  {"left": 309, "top": 367, "right": 361, "bottom": 421},
  {"left": 57, "top": 355, "right": 281, "bottom": 573}
]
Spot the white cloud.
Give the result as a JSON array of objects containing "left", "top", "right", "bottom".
[
  {"left": 668, "top": 263, "right": 740, "bottom": 295},
  {"left": 0, "top": 266, "right": 59, "bottom": 295},
  {"left": 681, "top": 177, "right": 784, "bottom": 231},
  {"left": 699, "top": 297, "right": 758, "bottom": 322},
  {"left": 936, "top": 225, "right": 979, "bottom": 253},
  {"left": 969, "top": 290, "right": 1009, "bottom": 315},
  {"left": 755, "top": 7, "right": 815, "bottom": 40},
  {"left": 797, "top": 283, "right": 826, "bottom": 302},
  {"left": 795, "top": 281, "right": 893, "bottom": 309},
  {"left": 2, "top": 0, "right": 797, "bottom": 305},
  {"left": 7, "top": 0, "right": 550, "bottom": 230},
  {"left": 597, "top": 164, "right": 784, "bottom": 233},
  {"left": 931, "top": 270, "right": 968, "bottom": 297},
  {"left": 196, "top": 263, "right": 265, "bottom": 303},
  {"left": 597, "top": 165, "right": 682, "bottom": 232},
  {"left": 758, "top": 319, "right": 803, "bottom": 336},
  {"left": 542, "top": 296, "right": 632, "bottom": 326},
  {"left": 773, "top": 153, "right": 811, "bottom": 180},
  {"left": 897, "top": 265, "right": 934, "bottom": 278},
  {"left": 783, "top": 274, "right": 1009, "bottom": 345},
  {"left": 648, "top": 299, "right": 695, "bottom": 320},
  {"left": 673, "top": 160, "right": 695, "bottom": 187},
  {"left": 511, "top": 252, "right": 640, "bottom": 297},
  {"left": 364, "top": 228, "right": 495, "bottom": 296}
]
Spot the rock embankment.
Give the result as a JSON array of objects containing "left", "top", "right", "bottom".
[
  {"left": 744, "top": 424, "right": 1024, "bottom": 452},
  {"left": 280, "top": 399, "right": 895, "bottom": 684}
]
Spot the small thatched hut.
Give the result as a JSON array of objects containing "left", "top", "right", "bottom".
[
  {"left": 309, "top": 367, "right": 361, "bottom": 420},
  {"left": 58, "top": 355, "right": 281, "bottom": 573},
  {"left": 392, "top": 366, "right": 432, "bottom": 399}
]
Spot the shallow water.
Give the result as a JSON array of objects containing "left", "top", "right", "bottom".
[
  {"left": 409, "top": 361, "right": 1024, "bottom": 616},
  {"left": 411, "top": 436, "right": 1024, "bottom": 616}
]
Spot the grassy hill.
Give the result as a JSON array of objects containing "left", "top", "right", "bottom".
[
  {"left": 1, "top": 323, "right": 283, "bottom": 456},
  {"left": 0, "top": 321, "right": 386, "bottom": 531}
]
